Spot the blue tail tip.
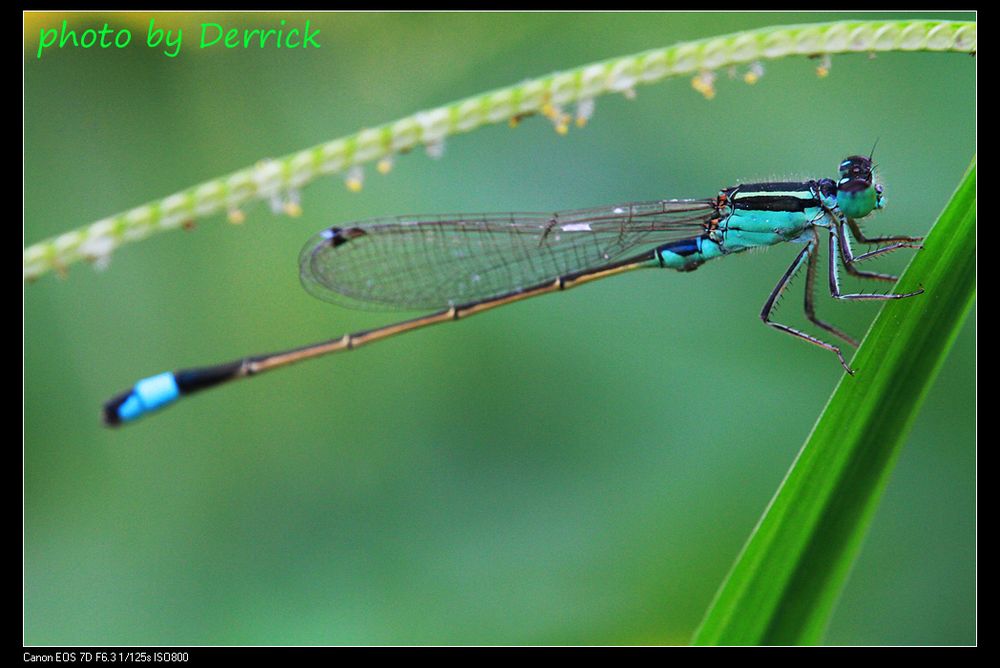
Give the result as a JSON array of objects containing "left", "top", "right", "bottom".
[{"left": 102, "top": 372, "right": 180, "bottom": 427}]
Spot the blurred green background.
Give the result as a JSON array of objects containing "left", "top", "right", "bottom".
[{"left": 24, "top": 12, "right": 975, "bottom": 645}]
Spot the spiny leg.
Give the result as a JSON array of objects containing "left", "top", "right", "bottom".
[
  {"left": 846, "top": 216, "right": 923, "bottom": 245},
  {"left": 803, "top": 227, "right": 858, "bottom": 347},
  {"left": 761, "top": 238, "right": 853, "bottom": 374},
  {"left": 828, "top": 230, "right": 924, "bottom": 301},
  {"left": 837, "top": 220, "right": 921, "bottom": 282}
]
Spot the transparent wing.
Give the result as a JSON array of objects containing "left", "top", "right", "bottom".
[{"left": 299, "top": 199, "right": 718, "bottom": 311}]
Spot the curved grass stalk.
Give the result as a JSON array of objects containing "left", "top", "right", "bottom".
[
  {"left": 23, "top": 19, "right": 975, "bottom": 281},
  {"left": 691, "top": 157, "right": 976, "bottom": 645}
]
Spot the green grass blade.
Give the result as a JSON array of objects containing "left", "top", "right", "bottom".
[{"left": 691, "top": 157, "right": 976, "bottom": 646}]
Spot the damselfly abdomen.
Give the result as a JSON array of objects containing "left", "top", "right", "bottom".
[{"left": 103, "top": 155, "right": 922, "bottom": 426}]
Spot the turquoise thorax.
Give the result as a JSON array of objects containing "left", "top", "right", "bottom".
[
  {"left": 714, "top": 182, "right": 824, "bottom": 252},
  {"left": 657, "top": 182, "right": 826, "bottom": 271}
]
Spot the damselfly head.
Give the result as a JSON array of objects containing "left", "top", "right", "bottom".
[
  {"left": 838, "top": 155, "right": 874, "bottom": 182},
  {"left": 836, "top": 155, "right": 881, "bottom": 219}
]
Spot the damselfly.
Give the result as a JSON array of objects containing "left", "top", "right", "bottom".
[{"left": 103, "top": 155, "right": 922, "bottom": 426}]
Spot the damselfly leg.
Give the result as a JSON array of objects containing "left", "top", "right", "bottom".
[
  {"left": 836, "top": 219, "right": 923, "bottom": 282},
  {"left": 761, "top": 229, "right": 854, "bottom": 373},
  {"left": 802, "top": 228, "right": 858, "bottom": 347},
  {"left": 763, "top": 219, "right": 923, "bottom": 375},
  {"left": 828, "top": 231, "right": 924, "bottom": 302}
]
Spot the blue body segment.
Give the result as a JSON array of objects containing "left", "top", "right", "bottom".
[
  {"left": 658, "top": 182, "right": 824, "bottom": 270},
  {"left": 658, "top": 235, "right": 725, "bottom": 269},
  {"left": 116, "top": 371, "right": 180, "bottom": 422}
]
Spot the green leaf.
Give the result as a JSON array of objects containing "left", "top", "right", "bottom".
[{"left": 692, "top": 157, "right": 976, "bottom": 646}]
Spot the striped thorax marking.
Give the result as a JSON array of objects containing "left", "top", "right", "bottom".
[{"left": 727, "top": 182, "right": 821, "bottom": 213}]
